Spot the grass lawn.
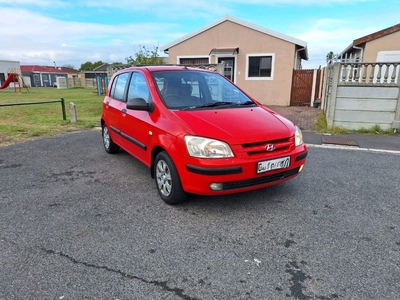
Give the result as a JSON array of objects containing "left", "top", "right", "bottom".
[{"left": 0, "top": 87, "right": 102, "bottom": 147}]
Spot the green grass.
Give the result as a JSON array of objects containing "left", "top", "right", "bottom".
[
  {"left": 315, "top": 111, "right": 395, "bottom": 135},
  {"left": 0, "top": 87, "right": 102, "bottom": 146}
]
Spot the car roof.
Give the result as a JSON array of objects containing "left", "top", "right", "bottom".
[{"left": 116, "top": 65, "right": 215, "bottom": 74}]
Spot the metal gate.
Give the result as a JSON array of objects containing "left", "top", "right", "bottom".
[{"left": 290, "top": 69, "right": 314, "bottom": 106}]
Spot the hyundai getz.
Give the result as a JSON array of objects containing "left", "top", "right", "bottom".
[{"left": 101, "top": 66, "right": 307, "bottom": 204}]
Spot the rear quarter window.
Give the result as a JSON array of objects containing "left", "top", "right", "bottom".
[{"left": 110, "top": 72, "right": 130, "bottom": 101}]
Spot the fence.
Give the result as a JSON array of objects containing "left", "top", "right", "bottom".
[
  {"left": 290, "top": 69, "right": 322, "bottom": 106},
  {"left": 67, "top": 77, "right": 82, "bottom": 88},
  {"left": 0, "top": 98, "right": 66, "bottom": 120},
  {"left": 323, "top": 62, "right": 400, "bottom": 130}
]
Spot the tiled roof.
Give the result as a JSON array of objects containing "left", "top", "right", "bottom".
[
  {"left": 160, "top": 15, "right": 308, "bottom": 60},
  {"left": 354, "top": 23, "right": 400, "bottom": 46},
  {"left": 21, "top": 65, "right": 79, "bottom": 74}
]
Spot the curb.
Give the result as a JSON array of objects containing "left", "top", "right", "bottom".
[{"left": 306, "top": 143, "right": 400, "bottom": 155}]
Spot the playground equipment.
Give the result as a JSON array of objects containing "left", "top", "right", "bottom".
[
  {"left": 96, "top": 76, "right": 109, "bottom": 96},
  {"left": 0, "top": 68, "right": 28, "bottom": 92}
]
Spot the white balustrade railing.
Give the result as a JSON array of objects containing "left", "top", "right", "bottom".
[{"left": 338, "top": 62, "right": 399, "bottom": 85}]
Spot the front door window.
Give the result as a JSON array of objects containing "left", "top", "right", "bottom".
[{"left": 218, "top": 58, "right": 235, "bottom": 82}]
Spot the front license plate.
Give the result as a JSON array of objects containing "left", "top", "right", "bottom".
[{"left": 257, "top": 156, "right": 290, "bottom": 174}]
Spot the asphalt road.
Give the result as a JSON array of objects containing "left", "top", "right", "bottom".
[{"left": 1, "top": 130, "right": 399, "bottom": 300}]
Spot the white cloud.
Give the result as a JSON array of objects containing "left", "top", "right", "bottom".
[
  {"left": 0, "top": 1, "right": 398, "bottom": 70},
  {"left": 290, "top": 17, "right": 399, "bottom": 68},
  {"left": 0, "top": 8, "right": 176, "bottom": 68}
]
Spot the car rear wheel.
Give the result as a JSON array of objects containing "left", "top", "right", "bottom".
[
  {"left": 102, "top": 123, "right": 119, "bottom": 154},
  {"left": 155, "top": 151, "right": 187, "bottom": 204}
]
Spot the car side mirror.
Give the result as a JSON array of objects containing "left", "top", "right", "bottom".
[{"left": 126, "top": 98, "right": 153, "bottom": 112}]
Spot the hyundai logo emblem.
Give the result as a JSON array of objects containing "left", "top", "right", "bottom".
[{"left": 265, "top": 144, "right": 275, "bottom": 152}]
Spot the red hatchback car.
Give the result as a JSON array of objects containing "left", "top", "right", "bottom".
[{"left": 101, "top": 66, "right": 307, "bottom": 204}]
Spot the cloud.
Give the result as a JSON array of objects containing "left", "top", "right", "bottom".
[
  {"left": 288, "top": 17, "right": 399, "bottom": 68},
  {"left": 0, "top": 0, "right": 398, "bottom": 70},
  {"left": 0, "top": 8, "right": 178, "bottom": 68}
]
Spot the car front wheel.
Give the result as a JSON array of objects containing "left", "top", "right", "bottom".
[
  {"left": 102, "top": 123, "right": 119, "bottom": 154},
  {"left": 154, "top": 151, "right": 187, "bottom": 204}
]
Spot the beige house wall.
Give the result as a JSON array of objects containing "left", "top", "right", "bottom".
[
  {"left": 363, "top": 31, "right": 400, "bottom": 62},
  {"left": 168, "top": 21, "right": 297, "bottom": 106}
]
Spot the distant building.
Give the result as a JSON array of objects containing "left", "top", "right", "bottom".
[
  {"left": 79, "top": 63, "right": 108, "bottom": 80},
  {"left": 20, "top": 65, "right": 79, "bottom": 87}
]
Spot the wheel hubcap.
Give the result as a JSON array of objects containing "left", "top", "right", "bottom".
[
  {"left": 103, "top": 126, "right": 110, "bottom": 149},
  {"left": 156, "top": 160, "right": 172, "bottom": 196}
]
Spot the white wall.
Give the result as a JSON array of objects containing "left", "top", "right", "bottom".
[
  {"left": 325, "top": 62, "right": 400, "bottom": 130},
  {"left": 0, "top": 60, "right": 20, "bottom": 74},
  {"left": 334, "top": 86, "right": 398, "bottom": 130},
  {"left": 0, "top": 60, "right": 21, "bottom": 88}
]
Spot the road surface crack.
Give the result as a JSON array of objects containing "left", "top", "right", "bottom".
[{"left": 39, "top": 247, "right": 202, "bottom": 300}]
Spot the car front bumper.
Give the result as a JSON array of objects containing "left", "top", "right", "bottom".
[{"left": 175, "top": 145, "right": 308, "bottom": 196}]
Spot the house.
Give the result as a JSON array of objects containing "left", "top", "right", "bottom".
[
  {"left": 20, "top": 65, "right": 79, "bottom": 87},
  {"left": 321, "top": 23, "right": 400, "bottom": 131},
  {"left": 159, "top": 15, "right": 308, "bottom": 106},
  {"left": 339, "top": 23, "right": 400, "bottom": 63}
]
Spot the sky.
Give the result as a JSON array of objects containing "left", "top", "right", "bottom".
[{"left": 0, "top": 0, "right": 399, "bottom": 70}]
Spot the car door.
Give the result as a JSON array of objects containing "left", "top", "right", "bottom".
[
  {"left": 119, "top": 71, "right": 153, "bottom": 165},
  {"left": 104, "top": 72, "right": 130, "bottom": 146}
]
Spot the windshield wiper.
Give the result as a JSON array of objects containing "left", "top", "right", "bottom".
[
  {"left": 237, "top": 100, "right": 256, "bottom": 106},
  {"left": 182, "top": 101, "right": 235, "bottom": 110},
  {"left": 199, "top": 101, "right": 235, "bottom": 108}
]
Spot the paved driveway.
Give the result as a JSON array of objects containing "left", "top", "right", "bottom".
[
  {"left": 269, "top": 106, "right": 320, "bottom": 131},
  {"left": 1, "top": 131, "right": 399, "bottom": 299}
]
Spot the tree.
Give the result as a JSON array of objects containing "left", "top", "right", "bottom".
[
  {"left": 126, "top": 45, "right": 164, "bottom": 65},
  {"left": 326, "top": 51, "right": 337, "bottom": 64},
  {"left": 80, "top": 61, "right": 105, "bottom": 71},
  {"left": 62, "top": 64, "right": 76, "bottom": 69}
]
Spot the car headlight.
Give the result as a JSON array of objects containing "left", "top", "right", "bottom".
[
  {"left": 295, "top": 126, "right": 303, "bottom": 146},
  {"left": 184, "top": 135, "right": 234, "bottom": 158}
]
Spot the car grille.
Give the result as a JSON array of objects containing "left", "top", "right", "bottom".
[
  {"left": 222, "top": 167, "right": 300, "bottom": 190},
  {"left": 241, "top": 137, "right": 293, "bottom": 156}
]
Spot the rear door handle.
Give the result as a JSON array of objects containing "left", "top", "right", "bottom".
[{"left": 121, "top": 109, "right": 127, "bottom": 114}]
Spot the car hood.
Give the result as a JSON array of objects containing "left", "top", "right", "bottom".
[{"left": 172, "top": 107, "right": 294, "bottom": 144}]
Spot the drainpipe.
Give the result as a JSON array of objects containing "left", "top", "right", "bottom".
[
  {"left": 352, "top": 45, "right": 363, "bottom": 62},
  {"left": 295, "top": 47, "right": 306, "bottom": 69}
]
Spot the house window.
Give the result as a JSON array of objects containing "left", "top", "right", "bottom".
[
  {"left": 246, "top": 54, "right": 275, "bottom": 80},
  {"left": 179, "top": 58, "right": 209, "bottom": 65}
]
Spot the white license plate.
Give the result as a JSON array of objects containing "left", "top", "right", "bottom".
[{"left": 257, "top": 156, "right": 290, "bottom": 174}]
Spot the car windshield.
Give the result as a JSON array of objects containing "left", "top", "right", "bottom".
[{"left": 151, "top": 70, "right": 255, "bottom": 110}]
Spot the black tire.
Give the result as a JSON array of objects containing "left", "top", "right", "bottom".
[
  {"left": 102, "top": 123, "right": 120, "bottom": 154},
  {"left": 154, "top": 151, "right": 187, "bottom": 204}
]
